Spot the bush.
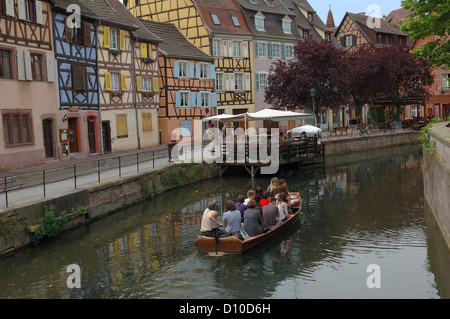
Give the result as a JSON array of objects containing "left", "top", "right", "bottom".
[{"left": 33, "top": 204, "right": 67, "bottom": 243}]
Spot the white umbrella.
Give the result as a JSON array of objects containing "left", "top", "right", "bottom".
[{"left": 288, "top": 125, "right": 322, "bottom": 137}]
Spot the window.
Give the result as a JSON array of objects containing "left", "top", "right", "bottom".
[
  {"left": 212, "top": 39, "right": 222, "bottom": 56},
  {"left": 2, "top": 112, "right": 34, "bottom": 146},
  {"left": 344, "top": 35, "right": 355, "bottom": 47},
  {"left": 411, "top": 106, "right": 418, "bottom": 118},
  {"left": 286, "top": 45, "right": 294, "bottom": 59},
  {"left": 200, "top": 92, "right": 211, "bottom": 107},
  {"left": 255, "top": 16, "right": 265, "bottom": 31},
  {"left": 110, "top": 29, "right": 118, "bottom": 50},
  {"left": 442, "top": 74, "right": 449, "bottom": 90},
  {"left": 282, "top": 19, "right": 291, "bottom": 34},
  {"left": 258, "top": 73, "right": 268, "bottom": 90},
  {"left": 142, "top": 78, "right": 152, "bottom": 92},
  {"left": 308, "top": 13, "right": 313, "bottom": 21},
  {"left": 199, "top": 63, "right": 209, "bottom": 79},
  {"left": 178, "top": 61, "right": 188, "bottom": 78},
  {"left": 24, "top": 0, "right": 35, "bottom": 22},
  {"left": 142, "top": 113, "right": 152, "bottom": 131},
  {"left": 0, "top": 49, "right": 12, "bottom": 79},
  {"left": 30, "top": 54, "right": 42, "bottom": 81},
  {"left": 179, "top": 91, "right": 190, "bottom": 108},
  {"left": 303, "top": 31, "right": 309, "bottom": 39},
  {"left": 72, "top": 65, "right": 86, "bottom": 91},
  {"left": 231, "top": 15, "right": 240, "bottom": 27},
  {"left": 65, "top": 21, "right": 92, "bottom": 46},
  {"left": 216, "top": 72, "right": 224, "bottom": 91},
  {"left": 272, "top": 43, "right": 280, "bottom": 58},
  {"left": 110, "top": 73, "right": 120, "bottom": 91},
  {"left": 326, "top": 33, "right": 331, "bottom": 41},
  {"left": 257, "top": 41, "right": 267, "bottom": 57},
  {"left": 210, "top": 12, "right": 220, "bottom": 25},
  {"left": 235, "top": 73, "right": 243, "bottom": 91},
  {"left": 265, "top": 0, "right": 274, "bottom": 6},
  {"left": 232, "top": 41, "right": 241, "bottom": 58},
  {"left": 0, "top": 0, "right": 5, "bottom": 14},
  {"left": 117, "top": 114, "right": 128, "bottom": 138}
]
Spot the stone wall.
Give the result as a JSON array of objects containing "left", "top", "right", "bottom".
[
  {"left": 0, "top": 163, "right": 218, "bottom": 258},
  {"left": 423, "top": 122, "right": 450, "bottom": 248}
]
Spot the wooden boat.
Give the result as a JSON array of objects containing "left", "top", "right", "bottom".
[{"left": 195, "top": 193, "right": 301, "bottom": 255}]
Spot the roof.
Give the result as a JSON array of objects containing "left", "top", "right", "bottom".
[
  {"left": 385, "top": 8, "right": 413, "bottom": 26},
  {"left": 344, "top": 12, "right": 409, "bottom": 37},
  {"left": 106, "top": 0, "right": 162, "bottom": 43},
  {"left": 138, "top": 19, "right": 213, "bottom": 61},
  {"left": 234, "top": 0, "right": 294, "bottom": 16},
  {"left": 193, "top": 0, "right": 252, "bottom": 36}
]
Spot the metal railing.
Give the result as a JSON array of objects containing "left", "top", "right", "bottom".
[{"left": 1, "top": 147, "right": 170, "bottom": 208}]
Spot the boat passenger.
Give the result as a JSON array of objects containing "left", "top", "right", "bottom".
[
  {"left": 262, "top": 197, "right": 280, "bottom": 228},
  {"left": 254, "top": 195, "right": 263, "bottom": 217},
  {"left": 242, "top": 200, "right": 264, "bottom": 237},
  {"left": 219, "top": 200, "right": 242, "bottom": 234},
  {"left": 276, "top": 192, "right": 290, "bottom": 222},
  {"left": 255, "top": 187, "right": 263, "bottom": 198},
  {"left": 267, "top": 177, "right": 279, "bottom": 197},
  {"left": 260, "top": 191, "right": 269, "bottom": 208},
  {"left": 244, "top": 190, "right": 256, "bottom": 205},
  {"left": 278, "top": 179, "right": 301, "bottom": 207},
  {"left": 235, "top": 194, "right": 247, "bottom": 223},
  {"left": 200, "top": 200, "right": 222, "bottom": 237}
]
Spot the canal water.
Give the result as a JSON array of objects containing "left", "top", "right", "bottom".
[{"left": 0, "top": 144, "right": 449, "bottom": 299}]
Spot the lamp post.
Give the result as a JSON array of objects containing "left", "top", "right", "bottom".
[{"left": 310, "top": 88, "right": 316, "bottom": 127}]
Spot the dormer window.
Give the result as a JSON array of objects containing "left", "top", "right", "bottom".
[
  {"left": 265, "top": 0, "right": 274, "bottom": 6},
  {"left": 249, "top": 0, "right": 257, "bottom": 4},
  {"left": 282, "top": 17, "right": 292, "bottom": 34},
  {"left": 255, "top": 12, "right": 265, "bottom": 31},
  {"left": 231, "top": 15, "right": 240, "bottom": 27},
  {"left": 210, "top": 12, "right": 220, "bottom": 25},
  {"left": 308, "top": 13, "right": 313, "bottom": 21}
]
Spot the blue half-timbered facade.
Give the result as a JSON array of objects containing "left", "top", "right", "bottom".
[{"left": 51, "top": 1, "right": 100, "bottom": 156}]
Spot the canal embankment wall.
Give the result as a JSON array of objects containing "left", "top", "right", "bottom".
[
  {"left": 0, "top": 163, "right": 218, "bottom": 258},
  {"left": 423, "top": 122, "right": 450, "bottom": 248}
]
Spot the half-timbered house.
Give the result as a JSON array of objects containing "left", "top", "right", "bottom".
[
  {"left": 234, "top": 0, "right": 301, "bottom": 131},
  {"left": 0, "top": 0, "right": 58, "bottom": 170},
  {"left": 51, "top": 0, "right": 99, "bottom": 158},
  {"left": 139, "top": 19, "right": 215, "bottom": 144},
  {"left": 89, "top": 0, "right": 162, "bottom": 152},
  {"left": 126, "top": 0, "right": 255, "bottom": 128}
]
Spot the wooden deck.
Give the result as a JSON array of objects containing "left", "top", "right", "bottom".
[{"left": 218, "top": 138, "right": 325, "bottom": 177}]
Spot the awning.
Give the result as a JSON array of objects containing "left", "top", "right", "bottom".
[{"left": 202, "top": 109, "right": 313, "bottom": 123}]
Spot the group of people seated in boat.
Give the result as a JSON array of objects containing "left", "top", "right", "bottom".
[{"left": 200, "top": 177, "right": 301, "bottom": 239}]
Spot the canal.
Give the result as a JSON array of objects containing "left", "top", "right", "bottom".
[{"left": 0, "top": 144, "right": 449, "bottom": 299}]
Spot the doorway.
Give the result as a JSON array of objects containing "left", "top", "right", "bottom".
[
  {"left": 42, "top": 119, "right": 54, "bottom": 158},
  {"left": 102, "top": 121, "right": 112, "bottom": 153},
  {"left": 87, "top": 116, "right": 97, "bottom": 154},
  {"left": 68, "top": 118, "right": 79, "bottom": 153}
]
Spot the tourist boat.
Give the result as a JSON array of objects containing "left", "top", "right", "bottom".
[{"left": 195, "top": 193, "right": 301, "bottom": 255}]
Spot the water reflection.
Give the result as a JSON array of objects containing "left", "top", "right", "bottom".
[{"left": 0, "top": 145, "right": 449, "bottom": 299}]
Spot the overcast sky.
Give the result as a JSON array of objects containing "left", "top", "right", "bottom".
[{"left": 312, "top": 0, "right": 404, "bottom": 26}]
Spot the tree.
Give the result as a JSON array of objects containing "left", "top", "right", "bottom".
[
  {"left": 264, "top": 39, "right": 349, "bottom": 121},
  {"left": 399, "top": 0, "right": 449, "bottom": 68}
]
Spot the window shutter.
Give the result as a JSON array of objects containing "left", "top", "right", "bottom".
[
  {"left": 65, "top": 18, "right": 73, "bottom": 43},
  {"left": 255, "top": 73, "right": 260, "bottom": 91},
  {"left": 243, "top": 41, "right": 248, "bottom": 57},
  {"left": 120, "top": 30, "right": 125, "bottom": 51},
  {"left": 352, "top": 35, "right": 357, "bottom": 46},
  {"left": 228, "top": 41, "right": 233, "bottom": 57},
  {"left": 190, "top": 92, "right": 196, "bottom": 107},
  {"left": 209, "top": 64, "right": 216, "bottom": 80},
  {"left": 152, "top": 77, "right": 159, "bottom": 92},
  {"left": 175, "top": 92, "right": 181, "bottom": 108},
  {"left": 244, "top": 73, "right": 251, "bottom": 91},
  {"left": 136, "top": 76, "right": 142, "bottom": 92},
  {"left": 189, "top": 62, "right": 194, "bottom": 78},
  {"left": 17, "top": 0, "right": 25, "bottom": 20},
  {"left": 117, "top": 115, "right": 127, "bottom": 137},
  {"left": 267, "top": 43, "right": 273, "bottom": 58},
  {"left": 5, "top": 0, "right": 14, "bottom": 17},
  {"left": 229, "top": 73, "right": 235, "bottom": 91},
  {"left": 173, "top": 61, "right": 179, "bottom": 78},
  {"left": 140, "top": 42, "right": 148, "bottom": 58},
  {"left": 148, "top": 43, "right": 153, "bottom": 59},
  {"left": 103, "top": 26, "right": 110, "bottom": 49},
  {"left": 121, "top": 73, "right": 126, "bottom": 91},
  {"left": 46, "top": 53, "right": 55, "bottom": 82},
  {"left": 195, "top": 63, "right": 200, "bottom": 79},
  {"left": 281, "top": 44, "right": 286, "bottom": 58},
  {"left": 222, "top": 40, "right": 228, "bottom": 57},
  {"left": 197, "top": 92, "right": 202, "bottom": 107},
  {"left": 72, "top": 65, "right": 86, "bottom": 91},
  {"left": 340, "top": 37, "right": 345, "bottom": 47},
  {"left": 84, "top": 23, "right": 92, "bottom": 46},
  {"left": 23, "top": 50, "right": 32, "bottom": 81},
  {"left": 211, "top": 93, "right": 217, "bottom": 108},
  {"left": 254, "top": 41, "right": 259, "bottom": 57},
  {"left": 17, "top": 50, "right": 26, "bottom": 81},
  {"left": 104, "top": 72, "right": 111, "bottom": 91},
  {"left": 35, "top": 1, "right": 43, "bottom": 24}
]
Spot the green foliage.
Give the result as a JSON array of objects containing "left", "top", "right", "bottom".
[
  {"left": 400, "top": 0, "right": 450, "bottom": 68},
  {"left": 33, "top": 204, "right": 67, "bottom": 243},
  {"left": 418, "top": 118, "right": 443, "bottom": 154},
  {"left": 0, "top": 216, "right": 19, "bottom": 242}
]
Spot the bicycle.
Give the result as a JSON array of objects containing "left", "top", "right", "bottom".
[
  {"left": 359, "top": 124, "right": 373, "bottom": 136},
  {"left": 384, "top": 121, "right": 395, "bottom": 133}
]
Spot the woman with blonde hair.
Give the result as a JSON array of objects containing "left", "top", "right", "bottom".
[{"left": 267, "top": 177, "right": 279, "bottom": 197}]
